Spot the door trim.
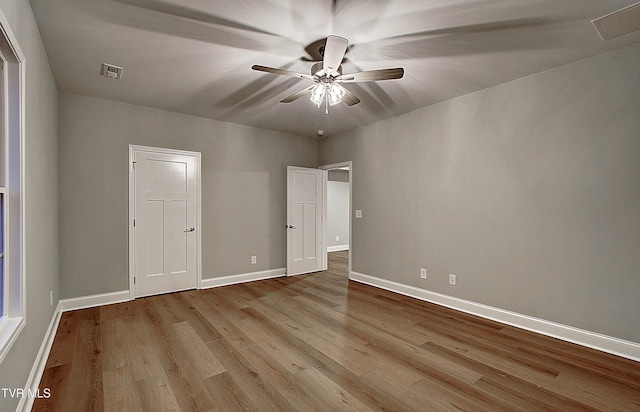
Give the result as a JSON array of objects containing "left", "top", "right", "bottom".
[
  {"left": 319, "top": 161, "right": 352, "bottom": 279},
  {"left": 128, "top": 145, "right": 202, "bottom": 299}
]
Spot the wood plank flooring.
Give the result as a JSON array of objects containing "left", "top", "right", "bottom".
[{"left": 34, "top": 251, "right": 640, "bottom": 411}]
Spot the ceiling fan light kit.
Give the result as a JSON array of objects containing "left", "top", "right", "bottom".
[
  {"left": 252, "top": 35, "right": 404, "bottom": 115},
  {"left": 310, "top": 82, "right": 347, "bottom": 115},
  {"left": 310, "top": 82, "right": 346, "bottom": 108}
]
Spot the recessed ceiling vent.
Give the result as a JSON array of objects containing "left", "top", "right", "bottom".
[
  {"left": 592, "top": 2, "right": 640, "bottom": 40},
  {"left": 100, "top": 63, "right": 123, "bottom": 79}
]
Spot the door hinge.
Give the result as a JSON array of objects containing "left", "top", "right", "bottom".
[
  {"left": 134, "top": 276, "right": 136, "bottom": 284},
  {"left": 133, "top": 219, "right": 136, "bottom": 227}
]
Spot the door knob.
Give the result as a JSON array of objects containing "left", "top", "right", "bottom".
[
  {"left": 286, "top": 225, "right": 297, "bottom": 229},
  {"left": 184, "top": 227, "right": 195, "bottom": 232}
]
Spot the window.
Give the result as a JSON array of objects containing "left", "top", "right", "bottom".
[
  {"left": 0, "top": 11, "right": 25, "bottom": 364},
  {"left": 0, "top": 188, "right": 4, "bottom": 316},
  {"left": 1, "top": 53, "right": 6, "bottom": 319}
]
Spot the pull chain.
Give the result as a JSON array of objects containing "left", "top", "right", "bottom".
[{"left": 325, "top": 90, "right": 329, "bottom": 115}]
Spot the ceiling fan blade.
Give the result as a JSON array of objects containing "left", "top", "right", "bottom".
[
  {"left": 251, "top": 65, "right": 315, "bottom": 81},
  {"left": 592, "top": 2, "right": 640, "bottom": 40},
  {"left": 280, "top": 85, "right": 315, "bottom": 103},
  {"left": 336, "top": 68, "right": 404, "bottom": 83},
  {"left": 342, "top": 88, "right": 361, "bottom": 106},
  {"left": 323, "top": 35, "right": 349, "bottom": 75},
  {"left": 303, "top": 38, "right": 326, "bottom": 62}
]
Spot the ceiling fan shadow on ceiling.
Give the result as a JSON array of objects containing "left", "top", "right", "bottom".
[{"left": 251, "top": 35, "right": 404, "bottom": 115}]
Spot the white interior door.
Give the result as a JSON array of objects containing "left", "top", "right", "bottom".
[
  {"left": 132, "top": 148, "right": 199, "bottom": 297},
  {"left": 287, "top": 166, "right": 326, "bottom": 276}
]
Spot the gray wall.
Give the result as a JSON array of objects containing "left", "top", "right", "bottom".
[
  {"left": 327, "top": 171, "right": 349, "bottom": 249},
  {"left": 319, "top": 42, "right": 640, "bottom": 344},
  {"left": 0, "top": 1, "right": 59, "bottom": 411},
  {"left": 58, "top": 93, "right": 318, "bottom": 298}
]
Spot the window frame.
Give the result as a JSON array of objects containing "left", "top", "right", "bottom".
[{"left": 0, "top": 9, "right": 26, "bottom": 365}]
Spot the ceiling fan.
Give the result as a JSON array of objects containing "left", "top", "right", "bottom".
[{"left": 252, "top": 35, "right": 404, "bottom": 114}]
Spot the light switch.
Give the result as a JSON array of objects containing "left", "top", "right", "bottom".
[{"left": 355, "top": 209, "right": 362, "bottom": 218}]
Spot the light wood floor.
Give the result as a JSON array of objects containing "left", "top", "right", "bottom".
[{"left": 35, "top": 251, "right": 640, "bottom": 411}]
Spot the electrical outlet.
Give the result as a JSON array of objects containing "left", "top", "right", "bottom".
[
  {"left": 251, "top": 256, "right": 257, "bottom": 264},
  {"left": 50, "top": 290, "right": 53, "bottom": 306},
  {"left": 449, "top": 274, "right": 457, "bottom": 286},
  {"left": 420, "top": 268, "right": 427, "bottom": 279},
  {"left": 336, "top": 235, "right": 340, "bottom": 242}
]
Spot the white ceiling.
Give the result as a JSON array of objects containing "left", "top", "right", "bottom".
[{"left": 30, "top": 0, "right": 640, "bottom": 138}]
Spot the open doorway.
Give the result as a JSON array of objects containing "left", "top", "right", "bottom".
[{"left": 320, "top": 162, "right": 352, "bottom": 278}]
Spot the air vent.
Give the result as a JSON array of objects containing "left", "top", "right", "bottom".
[
  {"left": 100, "top": 63, "right": 123, "bottom": 79},
  {"left": 592, "top": 2, "right": 640, "bottom": 40}
]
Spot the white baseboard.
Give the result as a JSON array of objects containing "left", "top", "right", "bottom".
[
  {"left": 57, "top": 269, "right": 289, "bottom": 309},
  {"left": 200, "top": 268, "right": 286, "bottom": 289},
  {"left": 350, "top": 271, "right": 640, "bottom": 362},
  {"left": 18, "top": 302, "right": 63, "bottom": 412},
  {"left": 59, "top": 290, "right": 130, "bottom": 312},
  {"left": 327, "top": 245, "right": 349, "bottom": 252}
]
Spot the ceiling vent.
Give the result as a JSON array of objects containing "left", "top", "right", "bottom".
[
  {"left": 100, "top": 63, "right": 123, "bottom": 79},
  {"left": 592, "top": 2, "right": 640, "bottom": 40}
]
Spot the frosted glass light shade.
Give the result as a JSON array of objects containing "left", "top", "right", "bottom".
[
  {"left": 328, "top": 83, "right": 346, "bottom": 106},
  {"left": 310, "top": 84, "right": 325, "bottom": 107},
  {"left": 310, "top": 83, "right": 345, "bottom": 108}
]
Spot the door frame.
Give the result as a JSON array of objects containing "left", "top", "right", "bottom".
[
  {"left": 319, "top": 161, "right": 352, "bottom": 278},
  {"left": 128, "top": 144, "right": 202, "bottom": 299}
]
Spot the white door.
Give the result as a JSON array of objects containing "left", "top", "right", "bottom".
[
  {"left": 286, "top": 166, "right": 326, "bottom": 276},
  {"left": 132, "top": 148, "right": 199, "bottom": 297}
]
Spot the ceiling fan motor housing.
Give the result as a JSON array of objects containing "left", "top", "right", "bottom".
[{"left": 311, "top": 62, "right": 341, "bottom": 77}]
